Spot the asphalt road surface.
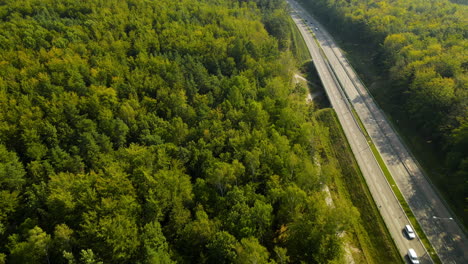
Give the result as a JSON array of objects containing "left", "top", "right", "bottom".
[{"left": 287, "top": 1, "right": 468, "bottom": 263}]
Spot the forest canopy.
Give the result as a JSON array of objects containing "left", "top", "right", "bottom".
[{"left": 0, "top": 0, "right": 357, "bottom": 263}]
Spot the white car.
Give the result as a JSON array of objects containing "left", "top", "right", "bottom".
[
  {"left": 408, "top": 248, "right": 420, "bottom": 264},
  {"left": 405, "top": 224, "right": 416, "bottom": 239}
]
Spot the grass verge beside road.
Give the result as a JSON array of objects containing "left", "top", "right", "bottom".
[
  {"left": 288, "top": 16, "right": 311, "bottom": 64},
  {"left": 316, "top": 108, "right": 401, "bottom": 264}
]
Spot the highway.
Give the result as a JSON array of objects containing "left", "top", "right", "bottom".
[
  {"left": 287, "top": 1, "right": 430, "bottom": 263},
  {"left": 287, "top": 1, "right": 468, "bottom": 263}
]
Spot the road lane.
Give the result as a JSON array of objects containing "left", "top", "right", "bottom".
[{"left": 287, "top": 2, "right": 431, "bottom": 263}]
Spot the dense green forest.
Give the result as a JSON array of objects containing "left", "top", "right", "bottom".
[
  {"left": 0, "top": 0, "right": 366, "bottom": 263},
  {"left": 299, "top": 0, "right": 468, "bottom": 222}
]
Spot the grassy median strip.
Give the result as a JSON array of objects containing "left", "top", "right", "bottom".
[
  {"left": 350, "top": 109, "right": 442, "bottom": 264},
  {"left": 289, "top": 17, "right": 311, "bottom": 64},
  {"left": 316, "top": 109, "right": 401, "bottom": 264}
]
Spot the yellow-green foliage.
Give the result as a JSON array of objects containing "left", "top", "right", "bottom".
[{"left": 0, "top": 0, "right": 358, "bottom": 263}]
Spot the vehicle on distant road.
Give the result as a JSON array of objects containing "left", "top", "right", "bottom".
[
  {"left": 408, "top": 248, "right": 420, "bottom": 264},
  {"left": 405, "top": 224, "right": 416, "bottom": 239}
]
